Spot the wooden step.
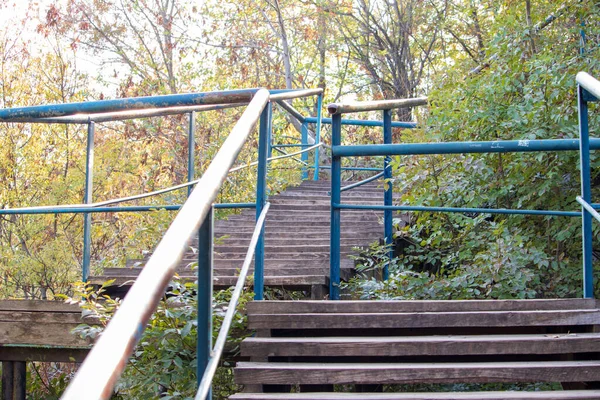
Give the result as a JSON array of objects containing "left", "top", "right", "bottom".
[
  {"left": 247, "top": 299, "right": 600, "bottom": 314},
  {"left": 91, "top": 274, "right": 328, "bottom": 288},
  {"left": 230, "top": 391, "right": 600, "bottom": 400},
  {"left": 234, "top": 361, "right": 600, "bottom": 385},
  {"left": 241, "top": 333, "right": 600, "bottom": 357},
  {"left": 248, "top": 309, "right": 600, "bottom": 330}
]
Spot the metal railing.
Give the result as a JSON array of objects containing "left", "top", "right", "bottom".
[
  {"left": 60, "top": 89, "right": 271, "bottom": 399},
  {"left": 326, "top": 74, "right": 600, "bottom": 300},
  {"left": 575, "top": 71, "right": 600, "bottom": 298},
  {"left": 0, "top": 85, "right": 327, "bottom": 398}
]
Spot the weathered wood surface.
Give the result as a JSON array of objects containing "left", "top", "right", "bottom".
[
  {"left": 234, "top": 361, "right": 600, "bottom": 385},
  {"left": 233, "top": 299, "right": 600, "bottom": 397},
  {"left": 230, "top": 391, "right": 600, "bottom": 400},
  {"left": 0, "top": 300, "right": 93, "bottom": 362},
  {"left": 247, "top": 299, "right": 600, "bottom": 314},
  {"left": 90, "top": 274, "right": 328, "bottom": 288},
  {"left": 229, "top": 391, "right": 600, "bottom": 400},
  {"left": 241, "top": 333, "right": 600, "bottom": 357},
  {"left": 248, "top": 310, "right": 600, "bottom": 330},
  {"left": 94, "top": 179, "right": 392, "bottom": 293}
]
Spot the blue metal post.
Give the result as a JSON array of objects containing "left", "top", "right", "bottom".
[
  {"left": 330, "top": 113, "right": 342, "bottom": 300},
  {"left": 301, "top": 121, "right": 309, "bottom": 180},
  {"left": 82, "top": 121, "right": 94, "bottom": 282},
  {"left": 578, "top": 85, "right": 594, "bottom": 298},
  {"left": 313, "top": 94, "right": 322, "bottom": 181},
  {"left": 254, "top": 102, "right": 271, "bottom": 300},
  {"left": 197, "top": 208, "right": 213, "bottom": 398},
  {"left": 188, "top": 112, "right": 196, "bottom": 197},
  {"left": 383, "top": 110, "right": 393, "bottom": 280}
]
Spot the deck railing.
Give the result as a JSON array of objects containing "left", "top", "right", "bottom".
[
  {"left": 326, "top": 73, "right": 600, "bottom": 300},
  {"left": 0, "top": 87, "right": 324, "bottom": 399}
]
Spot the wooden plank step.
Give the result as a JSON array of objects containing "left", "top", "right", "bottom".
[
  {"left": 214, "top": 275, "right": 327, "bottom": 287},
  {"left": 213, "top": 244, "right": 357, "bottom": 253},
  {"left": 234, "top": 361, "right": 600, "bottom": 385},
  {"left": 216, "top": 221, "right": 382, "bottom": 227},
  {"left": 248, "top": 310, "right": 600, "bottom": 330},
  {"left": 210, "top": 238, "right": 377, "bottom": 246},
  {"left": 102, "top": 266, "right": 348, "bottom": 279},
  {"left": 91, "top": 275, "right": 328, "bottom": 288},
  {"left": 230, "top": 391, "right": 600, "bottom": 400},
  {"left": 241, "top": 333, "right": 600, "bottom": 357},
  {"left": 247, "top": 299, "right": 600, "bottom": 314}
]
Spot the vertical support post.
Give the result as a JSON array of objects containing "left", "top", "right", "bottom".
[
  {"left": 197, "top": 208, "right": 213, "bottom": 399},
  {"left": 383, "top": 110, "right": 393, "bottom": 281},
  {"left": 255, "top": 102, "right": 271, "bottom": 300},
  {"left": 301, "top": 121, "right": 309, "bottom": 180},
  {"left": 578, "top": 85, "right": 593, "bottom": 299},
  {"left": 2, "top": 361, "right": 14, "bottom": 400},
  {"left": 188, "top": 111, "right": 196, "bottom": 197},
  {"left": 313, "top": 94, "right": 323, "bottom": 181},
  {"left": 266, "top": 103, "right": 273, "bottom": 160},
  {"left": 13, "top": 362, "right": 25, "bottom": 400},
  {"left": 82, "top": 121, "right": 95, "bottom": 282},
  {"left": 330, "top": 113, "right": 342, "bottom": 300}
]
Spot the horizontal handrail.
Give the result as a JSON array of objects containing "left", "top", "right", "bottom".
[
  {"left": 327, "top": 97, "right": 428, "bottom": 115},
  {"left": 577, "top": 196, "right": 600, "bottom": 223},
  {"left": 1, "top": 143, "right": 323, "bottom": 215},
  {"left": 194, "top": 202, "right": 270, "bottom": 400},
  {"left": 305, "top": 116, "right": 417, "bottom": 128},
  {"left": 60, "top": 89, "right": 270, "bottom": 400},
  {"left": 340, "top": 171, "right": 384, "bottom": 193},
  {"left": 333, "top": 138, "right": 600, "bottom": 157},
  {"left": 270, "top": 88, "right": 323, "bottom": 101},
  {"left": 577, "top": 72, "right": 600, "bottom": 101},
  {"left": 336, "top": 203, "right": 580, "bottom": 217},
  {"left": 0, "top": 89, "right": 261, "bottom": 122},
  {"left": 0, "top": 203, "right": 256, "bottom": 215},
  {"left": 3, "top": 103, "right": 245, "bottom": 124}
]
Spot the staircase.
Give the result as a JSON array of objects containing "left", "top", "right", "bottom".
[
  {"left": 92, "top": 179, "right": 400, "bottom": 298},
  {"left": 230, "top": 299, "right": 600, "bottom": 399}
]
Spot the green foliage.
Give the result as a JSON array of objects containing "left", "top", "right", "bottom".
[
  {"left": 347, "top": 1, "right": 600, "bottom": 301},
  {"left": 64, "top": 280, "right": 252, "bottom": 399}
]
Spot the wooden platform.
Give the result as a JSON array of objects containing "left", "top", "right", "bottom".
[
  {"left": 0, "top": 300, "right": 93, "bottom": 400},
  {"left": 232, "top": 299, "right": 600, "bottom": 399},
  {"left": 91, "top": 180, "right": 402, "bottom": 298}
]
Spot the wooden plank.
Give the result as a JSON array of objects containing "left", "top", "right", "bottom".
[
  {"left": 0, "top": 346, "right": 89, "bottom": 362},
  {"left": 13, "top": 361, "right": 25, "bottom": 400},
  {"left": 240, "top": 333, "right": 600, "bottom": 357},
  {"left": 91, "top": 275, "right": 328, "bottom": 288},
  {"left": 230, "top": 391, "right": 600, "bottom": 400},
  {"left": 0, "top": 300, "right": 82, "bottom": 313},
  {"left": 2, "top": 361, "right": 13, "bottom": 400},
  {"left": 247, "top": 299, "right": 600, "bottom": 315},
  {"left": 0, "top": 322, "right": 92, "bottom": 347},
  {"left": 0, "top": 311, "right": 85, "bottom": 324},
  {"left": 234, "top": 361, "right": 600, "bottom": 385},
  {"left": 247, "top": 310, "right": 600, "bottom": 330}
]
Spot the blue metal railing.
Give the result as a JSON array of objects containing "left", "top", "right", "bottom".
[
  {"left": 326, "top": 74, "right": 600, "bottom": 300},
  {"left": 576, "top": 72, "right": 600, "bottom": 298},
  {"left": 0, "top": 86, "right": 327, "bottom": 399}
]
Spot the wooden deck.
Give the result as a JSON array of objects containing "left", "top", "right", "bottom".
[{"left": 0, "top": 300, "right": 92, "bottom": 399}]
